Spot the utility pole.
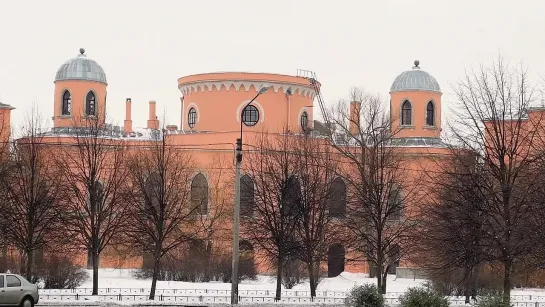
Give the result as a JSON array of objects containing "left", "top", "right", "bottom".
[
  {"left": 231, "top": 86, "right": 268, "bottom": 305},
  {"left": 231, "top": 138, "right": 242, "bottom": 305}
]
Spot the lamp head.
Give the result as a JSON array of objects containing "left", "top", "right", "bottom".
[{"left": 258, "top": 86, "right": 270, "bottom": 95}]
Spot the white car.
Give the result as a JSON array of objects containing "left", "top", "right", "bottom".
[{"left": 0, "top": 274, "right": 39, "bottom": 307}]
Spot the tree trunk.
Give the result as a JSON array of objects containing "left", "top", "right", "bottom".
[
  {"left": 502, "top": 259, "right": 512, "bottom": 307},
  {"left": 92, "top": 251, "right": 99, "bottom": 295},
  {"left": 380, "top": 271, "right": 387, "bottom": 294},
  {"left": 149, "top": 254, "right": 161, "bottom": 300},
  {"left": 275, "top": 256, "right": 283, "bottom": 301},
  {"left": 19, "top": 252, "right": 25, "bottom": 274},
  {"left": 204, "top": 241, "right": 212, "bottom": 282},
  {"left": 25, "top": 249, "right": 33, "bottom": 281},
  {"left": 464, "top": 266, "right": 477, "bottom": 304},
  {"left": 0, "top": 245, "right": 6, "bottom": 272},
  {"left": 307, "top": 261, "right": 316, "bottom": 298},
  {"left": 470, "top": 267, "right": 477, "bottom": 301},
  {"left": 368, "top": 261, "right": 377, "bottom": 278},
  {"left": 376, "top": 262, "right": 385, "bottom": 294}
]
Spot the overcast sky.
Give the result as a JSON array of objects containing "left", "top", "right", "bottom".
[{"left": 0, "top": 0, "right": 544, "bottom": 132}]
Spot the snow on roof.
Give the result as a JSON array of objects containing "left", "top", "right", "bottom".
[{"left": 39, "top": 126, "right": 161, "bottom": 141}]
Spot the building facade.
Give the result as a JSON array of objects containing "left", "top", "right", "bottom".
[{"left": 1, "top": 50, "right": 452, "bottom": 277}]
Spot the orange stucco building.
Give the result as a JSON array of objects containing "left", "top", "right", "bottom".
[{"left": 1, "top": 50, "right": 454, "bottom": 278}]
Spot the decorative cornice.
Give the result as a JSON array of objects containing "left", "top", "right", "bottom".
[{"left": 178, "top": 80, "right": 316, "bottom": 99}]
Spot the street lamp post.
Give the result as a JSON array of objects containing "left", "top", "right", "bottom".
[{"left": 231, "top": 86, "right": 269, "bottom": 305}]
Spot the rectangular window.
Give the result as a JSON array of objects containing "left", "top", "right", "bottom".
[{"left": 0, "top": 275, "right": 4, "bottom": 288}]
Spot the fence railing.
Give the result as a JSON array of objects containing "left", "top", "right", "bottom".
[
  {"left": 38, "top": 288, "right": 351, "bottom": 298},
  {"left": 36, "top": 289, "right": 545, "bottom": 306}
]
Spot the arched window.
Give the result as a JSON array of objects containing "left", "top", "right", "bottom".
[
  {"left": 387, "top": 244, "right": 401, "bottom": 274},
  {"left": 327, "top": 244, "right": 345, "bottom": 277},
  {"left": 191, "top": 173, "right": 208, "bottom": 215},
  {"left": 86, "top": 91, "right": 96, "bottom": 116},
  {"left": 282, "top": 175, "right": 301, "bottom": 217},
  {"left": 239, "top": 240, "right": 255, "bottom": 278},
  {"left": 94, "top": 180, "right": 104, "bottom": 201},
  {"left": 300, "top": 111, "right": 309, "bottom": 130},
  {"left": 144, "top": 173, "right": 161, "bottom": 212},
  {"left": 328, "top": 177, "right": 346, "bottom": 218},
  {"left": 62, "top": 90, "right": 71, "bottom": 115},
  {"left": 188, "top": 239, "right": 208, "bottom": 260},
  {"left": 88, "top": 180, "right": 104, "bottom": 212},
  {"left": 426, "top": 101, "right": 435, "bottom": 126},
  {"left": 188, "top": 108, "right": 197, "bottom": 129},
  {"left": 401, "top": 100, "right": 412, "bottom": 126},
  {"left": 242, "top": 105, "right": 259, "bottom": 126},
  {"left": 240, "top": 175, "right": 255, "bottom": 217},
  {"left": 240, "top": 240, "right": 254, "bottom": 258},
  {"left": 387, "top": 185, "right": 404, "bottom": 221}
]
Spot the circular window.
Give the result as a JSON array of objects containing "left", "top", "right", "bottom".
[
  {"left": 242, "top": 105, "right": 260, "bottom": 127},
  {"left": 301, "top": 111, "right": 309, "bottom": 130},
  {"left": 188, "top": 108, "right": 197, "bottom": 129}
]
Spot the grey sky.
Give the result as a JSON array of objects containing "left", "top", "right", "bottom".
[{"left": 1, "top": 0, "right": 544, "bottom": 133}]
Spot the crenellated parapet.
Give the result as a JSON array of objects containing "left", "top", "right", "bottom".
[{"left": 179, "top": 80, "right": 316, "bottom": 99}]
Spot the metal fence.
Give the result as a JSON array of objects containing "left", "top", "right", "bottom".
[
  {"left": 39, "top": 288, "right": 350, "bottom": 297},
  {"left": 36, "top": 288, "right": 545, "bottom": 306}
]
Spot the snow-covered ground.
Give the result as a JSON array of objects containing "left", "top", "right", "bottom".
[
  {"left": 38, "top": 269, "right": 545, "bottom": 306},
  {"left": 76, "top": 269, "right": 426, "bottom": 293}
]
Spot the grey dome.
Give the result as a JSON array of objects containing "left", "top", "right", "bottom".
[
  {"left": 55, "top": 48, "right": 107, "bottom": 84},
  {"left": 390, "top": 61, "right": 440, "bottom": 93}
]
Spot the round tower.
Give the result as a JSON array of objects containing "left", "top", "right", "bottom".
[
  {"left": 390, "top": 60, "right": 442, "bottom": 139},
  {"left": 53, "top": 48, "right": 107, "bottom": 128},
  {"left": 178, "top": 72, "right": 317, "bottom": 134}
]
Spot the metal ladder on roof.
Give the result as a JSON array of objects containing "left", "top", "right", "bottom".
[{"left": 296, "top": 69, "right": 330, "bottom": 128}]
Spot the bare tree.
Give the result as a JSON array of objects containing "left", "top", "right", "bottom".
[
  {"left": 290, "top": 134, "right": 339, "bottom": 298},
  {"left": 0, "top": 108, "right": 63, "bottom": 280},
  {"left": 242, "top": 133, "right": 301, "bottom": 301},
  {"left": 57, "top": 115, "right": 129, "bottom": 295},
  {"left": 415, "top": 148, "right": 487, "bottom": 303},
  {"left": 124, "top": 128, "right": 197, "bottom": 300},
  {"left": 0, "top": 103, "right": 12, "bottom": 272},
  {"left": 449, "top": 57, "right": 545, "bottom": 306},
  {"left": 325, "top": 88, "right": 419, "bottom": 294}
]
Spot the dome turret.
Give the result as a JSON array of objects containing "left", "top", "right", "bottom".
[
  {"left": 390, "top": 60, "right": 440, "bottom": 93},
  {"left": 55, "top": 48, "right": 107, "bottom": 84}
]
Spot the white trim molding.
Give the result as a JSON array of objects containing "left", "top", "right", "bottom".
[
  {"left": 179, "top": 80, "right": 316, "bottom": 99},
  {"left": 236, "top": 100, "right": 265, "bottom": 124}
]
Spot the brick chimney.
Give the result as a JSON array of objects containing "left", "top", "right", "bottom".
[
  {"left": 124, "top": 98, "right": 133, "bottom": 134},
  {"left": 349, "top": 101, "right": 361, "bottom": 136},
  {"left": 147, "top": 100, "right": 159, "bottom": 130},
  {"left": 0, "top": 102, "right": 14, "bottom": 159}
]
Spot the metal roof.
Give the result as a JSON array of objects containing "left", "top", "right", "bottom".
[
  {"left": 55, "top": 48, "right": 107, "bottom": 84},
  {"left": 390, "top": 60, "right": 440, "bottom": 93}
]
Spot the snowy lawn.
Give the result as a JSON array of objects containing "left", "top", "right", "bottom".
[
  {"left": 38, "top": 269, "right": 545, "bottom": 306},
  {"left": 75, "top": 269, "right": 426, "bottom": 293}
]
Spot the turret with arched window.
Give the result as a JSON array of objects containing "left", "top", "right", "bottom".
[
  {"left": 389, "top": 60, "right": 442, "bottom": 139},
  {"left": 53, "top": 48, "right": 107, "bottom": 128}
]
